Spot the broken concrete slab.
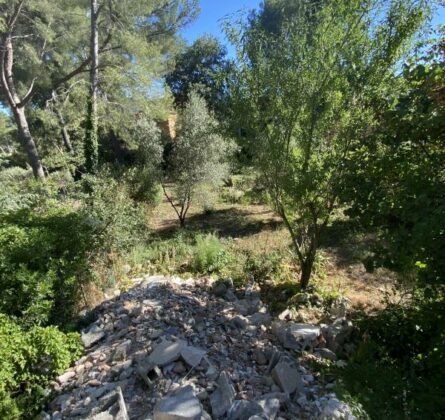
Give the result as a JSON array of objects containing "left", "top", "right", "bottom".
[
  {"left": 271, "top": 361, "right": 303, "bottom": 395},
  {"left": 82, "top": 324, "right": 105, "bottom": 348},
  {"left": 87, "top": 386, "right": 129, "bottom": 420},
  {"left": 180, "top": 346, "right": 206, "bottom": 368},
  {"left": 271, "top": 321, "right": 320, "bottom": 351},
  {"left": 210, "top": 371, "right": 235, "bottom": 418},
  {"left": 227, "top": 400, "right": 264, "bottom": 420},
  {"left": 148, "top": 339, "right": 187, "bottom": 367},
  {"left": 153, "top": 385, "right": 202, "bottom": 420}
]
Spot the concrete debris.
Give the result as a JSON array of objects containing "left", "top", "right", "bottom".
[
  {"left": 154, "top": 386, "right": 202, "bottom": 420},
  {"left": 47, "top": 275, "right": 359, "bottom": 419}
]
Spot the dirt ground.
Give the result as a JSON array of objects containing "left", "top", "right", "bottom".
[{"left": 150, "top": 196, "right": 396, "bottom": 312}]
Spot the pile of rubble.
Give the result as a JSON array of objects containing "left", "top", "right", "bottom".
[{"left": 44, "top": 276, "right": 358, "bottom": 420}]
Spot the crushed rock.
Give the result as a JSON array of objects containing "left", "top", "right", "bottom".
[{"left": 46, "top": 275, "right": 358, "bottom": 419}]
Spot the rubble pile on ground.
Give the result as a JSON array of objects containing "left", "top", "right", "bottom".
[{"left": 45, "top": 276, "right": 357, "bottom": 420}]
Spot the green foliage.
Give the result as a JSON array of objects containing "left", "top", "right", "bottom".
[
  {"left": 192, "top": 233, "right": 231, "bottom": 273},
  {"left": 0, "top": 170, "right": 147, "bottom": 326},
  {"left": 0, "top": 205, "right": 99, "bottom": 326},
  {"left": 127, "top": 119, "right": 164, "bottom": 204},
  {"left": 166, "top": 35, "right": 231, "bottom": 112},
  {"left": 226, "top": 0, "right": 429, "bottom": 288},
  {"left": 342, "top": 31, "right": 445, "bottom": 288},
  {"left": 140, "top": 232, "right": 195, "bottom": 274},
  {"left": 164, "top": 92, "right": 235, "bottom": 225},
  {"left": 0, "top": 314, "right": 82, "bottom": 419},
  {"left": 81, "top": 171, "right": 148, "bottom": 253},
  {"left": 339, "top": 296, "right": 445, "bottom": 419}
]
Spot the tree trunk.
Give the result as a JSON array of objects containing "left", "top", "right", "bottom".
[
  {"left": 85, "top": 0, "right": 99, "bottom": 173},
  {"left": 299, "top": 254, "right": 315, "bottom": 289},
  {"left": 1, "top": 33, "right": 45, "bottom": 179},
  {"left": 13, "top": 106, "right": 45, "bottom": 179},
  {"left": 299, "top": 238, "right": 318, "bottom": 289},
  {"left": 55, "top": 108, "right": 74, "bottom": 153}
]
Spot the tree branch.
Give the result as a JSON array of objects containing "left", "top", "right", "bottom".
[
  {"left": 7, "top": 1, "right": 24, "bottom": 30},
  {"left": 18, "top": 77, "right": 36, "bottom": 106},
  {"left": 162, "top": 183, "right": 182, "bottom": 222},
  {"left": 52, "top": 32, "right": 113, "bottom": 90}
]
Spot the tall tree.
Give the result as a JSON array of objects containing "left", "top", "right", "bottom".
[
  {"left": 166, "top": 35, "right": 231, "bottom": 112},
  {"left": 227, "top": 0, "right": 429, "bottom": 288},
  {"left": 0, "top": 0, "right": 199, "bottom": 178},
  {"left": 85, "top": 0, "right": 100, "bottom": 174},
  {"left": 1, "top": 1, "right": 45, "bottom": 178}
]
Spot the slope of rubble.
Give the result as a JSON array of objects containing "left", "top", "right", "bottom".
[{"left": 44, "top": 275, "right": 358, "bottom": 420}]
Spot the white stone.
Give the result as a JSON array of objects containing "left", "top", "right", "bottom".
[{"left": 271, "top": 361, "right": 303, "bottom": 395}]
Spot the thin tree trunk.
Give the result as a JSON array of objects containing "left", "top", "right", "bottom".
[
  {"left": 1, "top": 34, "right": 45, "bottom": 179},
  {"left": 52, "top": 91, "right": 74, "bottom": 153},
  {"left": 300, "top": 251, "right": 316, "bottom": 290},
  {"left": 57, "top": 110, "right": 74, "bottom": 153},
  {"left": 85, "top": 0, "right": 99, "bottom": 173},
  {"left": 13, "top": 106, "right": 45, "bottom": 178}
]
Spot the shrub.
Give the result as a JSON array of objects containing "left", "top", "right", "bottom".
[
  {"left": 0, "top": 170, "right": 149, "bottom": 326},
  {"left": 339, "top": 296, "right": 445, "bottom": 419},
  {"left": 81, "top": 172, "right": 148, "bottom": 253},
  {"left": 0, "top": 206, "right": 100, "bottom": 326},
  {"left": 0, "top": 314, "right": 82, "bottom": 419},
  {"left": 192, "top": 233, "right": 231, "bottom": 274}
]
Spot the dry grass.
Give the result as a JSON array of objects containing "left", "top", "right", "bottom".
[{"left": 150, "top": 195, "right": 396, "bottom": 313}]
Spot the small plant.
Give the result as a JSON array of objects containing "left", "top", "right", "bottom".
[{"left": 192, "top": 233, "right": 230, "bottom": 273}]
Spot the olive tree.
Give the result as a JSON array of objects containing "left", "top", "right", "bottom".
[
  {"left": 227, "top": 0, "right": 429, "bottom": 288},
  {"left": 163, "top": 92, "right": 233, "bottom": 227}
]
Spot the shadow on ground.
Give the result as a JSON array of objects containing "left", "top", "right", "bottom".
[
  {"left": 154, "top": 207, "right": 282, "bottom": 239},
  {"left": 319, "top": 218, "right": 375, "bottom": 268}
]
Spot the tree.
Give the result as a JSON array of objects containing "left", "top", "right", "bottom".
[
  {"left": 342, "top": 30, "right": 445, "bottom": 287},
  {"left": 85, "top": 0, "right": 100, "bottom": 174},
  {"left": 83, "top": 0, "right": 199, "bottom": 174},
  {"left": 166, "top": 35, "right": 231, "bottom": 112},
  {"left": 0, "top": 0, "right": 199, "bottom": 178},
  {"left": 163, "top": 92, "right": 233, "bottom": 227},
  {"left": 227, "top": 0, "right": 429, "bottom": 288}
]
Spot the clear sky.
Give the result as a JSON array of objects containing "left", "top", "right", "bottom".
[
  {"left": 181, "top": 0, "right": 262, "bottom": 55},
  {"left": 182, "top": 1, "right": 445, "bottom": 50}
]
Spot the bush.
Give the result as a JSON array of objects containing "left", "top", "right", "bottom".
[
  {"left": 339, "top": 296, "right": 445, "bottom": 419},
  {"left": 192, "top": 233, "right": 231, "bottom": 273},
  {"left": 0, "top": 314, "right": 82, "bottom": 419},
  {"left": 0, "top": 170, "right": 149, "bottom": 327},
  {"left": 0, "top": 206, "right": 100, "bottom": 326}
]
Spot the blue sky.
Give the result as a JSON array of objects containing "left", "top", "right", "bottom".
[
  {"left": 182, "top": 1, "right": 445, "bottom": 50},
  {"left": 182, "top": 0, "right": 262, "bottom": 55}
]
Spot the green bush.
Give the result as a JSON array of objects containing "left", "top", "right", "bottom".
[
  {"left": 339, "top": 296, "right": 445, "bottom": 419},
  {"left": 0, "top": 170, "right": 148, "bottom": 327},
  {"left": 192, "top": 233, "right": 231, "bottom": 273},
  {"left": 81, "top": 172, "right": 148, "bottom": 253},
  {"left": 0, "top": 207, "right": 100, "bottom": 326},
  {"left": 0, "top": 314, "right": 82, "bottom": 419}
]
